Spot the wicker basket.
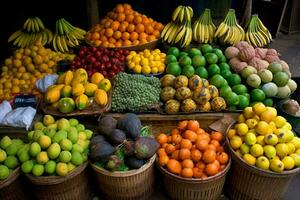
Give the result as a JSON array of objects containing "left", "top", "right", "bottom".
[
  {"left": 157, "top": 157, "right": 231, "bottom": 200},
  {"left": 224, "top": 127, "right": 300, "bottom": 200},
  {"left": 90, "top": 154, "right": 156, "bottom": 200},
  {"left": 25, "top": 162, "right": 91, "bottom": 200},
  {"left": 0, "top": 167, "right": 30, "bottom": 200}
]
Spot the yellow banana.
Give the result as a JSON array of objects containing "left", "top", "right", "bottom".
[
  {"left": 36, "top": 17, "right": 45, "bottom": 30},
  {"left": 8, "top": 30, "right": 22, "bottom": 42},
  {"left": 172, "top": 6, "right": 182, "bottom": 21},
  {"left": 33, "top": 18, "right": 40, "bottom": 32},
  {"left": 174, "top": 25, "right": 186, "bottom": 43}
]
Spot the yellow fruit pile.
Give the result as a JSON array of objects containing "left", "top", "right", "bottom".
[
  {"left": 228, "top": 102, "right": 300, "bottom": 173},
  {"left": 0, "top": 41, "right": 74, "bottom": 101},
  {"left": 45, "top": 68, "right": 111, "bottom": 113},
  {"left": 126, "top": 49, "right": 166, "bottom": 74}
]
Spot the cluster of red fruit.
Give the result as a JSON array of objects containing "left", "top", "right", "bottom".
[{"left": 70, "top": 46, "right": 129, "bottom": 78}]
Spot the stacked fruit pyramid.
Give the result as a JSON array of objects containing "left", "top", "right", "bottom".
[
  {"left": 20, "top": 115, "right": 91, "bottom": 177},
  {"left": 86, "top": 3, "right": 164, "bottom": 48},
  {"left": 0, "top": 41, "right": 74, "bottom": 101},
  {"left": 44, "top": 68, "right": 111, "bottom": 114},
  {"left": 228, "top": 103, "right": 300, "bottom": 172}
]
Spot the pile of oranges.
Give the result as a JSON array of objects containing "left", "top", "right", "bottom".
[
  {"left": 156, "top": 120, "right": 229, "bottom": 178},
  {"left": 85, "top": 3, "right": 164, "bottom": 48}
]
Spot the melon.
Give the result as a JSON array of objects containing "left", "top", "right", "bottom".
[
  {"left": 268, "top": 62, "right": 282, "bottom": 74},
  {"left": 273, "top": 72, "right": 289, "bottom": 87},
  {"left": 241, "top": 66, "right": 257, "bottom": 79},
  {"left": 246, "top": 74, "right": 261, "bottom": 88},
  {"left": 287, "top": 79, "right": 297, "bottom": 93},
  {"left": 258, "top": 69, "right": 273, "bottom": 83},
  {"left": 276, "top": 85, "right": 291, "bottom": 98},
  {"left": 261, "top": 82, "right": 278, "bottom": 97}
]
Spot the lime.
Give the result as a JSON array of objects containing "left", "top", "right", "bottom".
[
  {"left": 29, "top": 142, "right": 41, "bottom": 157},
  {"left": 167, "top": 47, "right": 180, "bottom": 58},
  {"left": 219, "top": 63, "right": 230, "bottom": 71},
  {"left": 179, "top": 55, "right": 192, "bottom": 67},
  {"left": 84, "top": 129, "right": 93, "bottom": 140},
  {"left": 36, "top": 151, "right": 49, "bottom": 164},
  {"left": 4, "top": 156, "right": 19, "bottom": 169},
  {"left": 209, "top": 74, "right": 226, "bottom": 89},
  {"left": 72, "top": 144, "right": 84, "bottom": 153},
  {"left": 59, "top": 151, "right": 72, "bottom": 163},
  {"left": 166, "top": 63, "right": 181, "bottom": 76},
  {"left": 45, "top": 160, "right": 56, "bottom": 175},
  {"left": 47, "top": 143, "right": 61, "bottom": 159},
  {"left": 263, "top": 98, "right": 273, "bottom": 106},
  {"left": 251, "top": 89, "right": 266, "bottom": 102},
  {"left": 69, "top": 118, "right": 79, "bottom": 127},
  {"left": 238, "top": 95, "right": 250, "bottom": 110},
  {"left": 188, "top": 48, "right": 201, "bottom": 57},
  {"left": 226, "top": 92, "right": 240, "bottom": 106},
  {"left": 220, "top": 70, "right": 232, "bottom": 79},
  {"left": 227, "top": 74, "right": 241, "bottom": 86},
  {"left": 192, "top": 55, "right": 206, "bottom": 68},
  {"left": 205, "top": 53, "right": 218, "bottom": 64},
  {"left": 195, "top": 67, "right": 208, "bottom": 79},
  {"left": 220, "top": 85, "right": 232, "bottom": 98},
  {"left": 56, "top": 162, "right": 68, "bottom": 176},
  {"left": 53, "top": 130, "right": 68, "bottom": 143},
  {"left": 71, "top": 152, "right": 83, "bottom": 166},
  {"left": 212, "top": 48, "right": 224, "bottom": 59},
  {"left": 208, "top": 64, "right": 220, "bottom": 77},
  {"left": 0, "top": 136, "right": 12, "bottom": 149},
  {"left": 18, "top": 149, "right": 30, "bottom": 163},
  {"left": 0, "top": 165, "right": 10, "bottom": 180},
  {"left": 76, "top": 124, "right": 85, "bottom": 132},
  {"left": 6, "top": 144, "right": 18, "bottom": 156},
  {"left": 232, "top": 84, "right": 248, "bottom": 95},
  {"left": 182, "top": 65, "right": 195, "bottom": 78},
  {"left": 178, "top": 52, "right": 189, "bottom": 59},
  {"left": 32, "top": 164, "right": 44, "bottom": 177},
  {"left": 60, "top": 139, "right": 73, "bottom": 151},
  {"left": 68, "top": 127, "right": 78, "bottom": 144},
  {"left": 38, "top": 135, "right": 51, "bottom": 149},
  {"left": 57, "top": 118, "right": 70, "bottom": 131},
  {"left": 21, "top": 160, "right": 34, "bottom": 174},
  {"left": 166, "top": 55, "right": 177, "bottom": 64},
  {"left": 218, "top": 55, "right": 227, "bottom": 63},
  {"left": 201, "top": 44, "right": 213, "bottom": 54},
  {"left": 0, "top": 149, "right": 7, "bottom": 162}
]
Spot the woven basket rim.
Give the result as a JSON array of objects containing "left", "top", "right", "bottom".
[
  {"left": 156, "top": 155, "right": 232, "bottom": 183},
  {"left": 90, "top": 154, "right": 156, "bottom": 177},
  {"left": 0, "top": 167, "right": 20, "bottom": 189},
  {"left": 225, "top": 125, "right": 300, "bottom": 177},
  {"left": 25, "top": 161, "right": 87, "bottom": 185}
]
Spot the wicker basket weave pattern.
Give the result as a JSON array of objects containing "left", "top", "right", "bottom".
[
  {"left": 90, "top": 155, "right": 156, "bottom": 200},
  {"left": 0, "top": 168, "right": 30, "bottom": 200},
  {"left": 25, "top": 162, "right": 91, "bottom": 200}
]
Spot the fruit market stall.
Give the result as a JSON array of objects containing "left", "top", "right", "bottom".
[{"left": 1, "top": 2, "right": 300, "bottom": 200}]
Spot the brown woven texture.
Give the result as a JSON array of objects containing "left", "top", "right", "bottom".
[
  {"left": 157, "top": 157, "right": 231, "bottom": 200},
  {"left": 225, "top": 126, "right": 300, "bottom": 200},
  {"left": 0, "top": 168, "right": 30, "bottom": 200},
  {"left": 90, "top": 154, "right": 156, "bottom": 200},
  {"left": 25, "top": 162, "right": 91, "bottom": 200}
]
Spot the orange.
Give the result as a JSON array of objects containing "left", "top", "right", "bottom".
[
  {"left": 104, "top": 20, "right": 112, "bottom": 28},
  {"left": 216, "top": 152, "right": 229, "bottom": 165},
  {"left": 180, "top": 139, "right": 192, "bottom": 150},
  {"left": 193, "top": 167, "right": 203, "bottom": 178},
  {"left": 171, "top": 134, "right": 182, "bottom": 145},
  {"left": 167, "top": 159, "right": 182, "bottom": 175},
  {"left": 156, "top": 133, "right": 168, "bottom": 145},
  {"left": 196, "top": 161, "right": 206, "bottom": 170},
  {"left": 111, "top": 21, "right": 120, "bottom": 31},
  {"left": 211, "top": 132, "right": 223, "bottom": 142},
  {"left": 182, "top": 159, "right": 194, "bottom": 168},
  {"left": 91, "top": 32, "right": 100, "bottom": 40},
  {"left": 124, "top": 3, "right": 132, "bottom": 10},
  {"left": 102, "top": 41, "right": 109, "bottom": 47},
  {"left": 115, "top": 41, "right": 122, "bottom": 47},
  {"left": 183, "top": 130, "right": 197, "bottom": 143},
  {"left": 115, "top": 4, "right": 124, "bottom": 13},
  {"left": 139, "top": 32, "right": 148, "bottom": 41},
  {"left": 158, "top": 148, "right": 167, "bottom": 157},
  {"left": 108, "top": 37, "right": 116, "bottom": 44},
  {"left": 136, "top": 24, "right": 145, "bottom": 33},
  {"left": 187, "top": 120, "right": 200, "bottom": 132},
  {"left": 203, "top": 149, "right": 216, "bottom": 164},
  {"left": 196, "top": 139, "right": 209, "bottom": 151},
  {"left": 118, "top": 23, "right": 127, "bottom": 32},
  {"left": 122, "top": 40, "right": 132, "bottom": 46},
  {"left": 179, "top": 148, "right": 191, "bottom": 160},
  {"left": 126, "top": 14, "right": 134, "bottom": 23},
  {"left": 122, "top": 32, "right": 130, "bottom": 40},
  {"left": 105, "top": 28, "right": 114, "bottom": 37},
  {"left": 210, "top": 140, "right": 220, "bottom": 149},
  {"left": 145, "top": 25, "right": 154, "bottom": 34},
  {"left": 155, "top": 22, "right": 164, "bottom": 31},
  {"left": 134, "top": 15, "right": 142, "bottom": 24},
  {"left": 191, "top": 149, "right": 202, "bottom": 162},
  {"left": 100, "top": 35, "right": 107, "bottom": 42},
  {"left": 159, "top": 155, "right": 169, "bottom": 166},
  {"left": 165, "top": 144, "right": 176, "bottom": 155},
  {"left": 107, "top": 11, "right": 115, "bottom": 19},
  {"left": 147, "top": 35, "right": 156, "bottom": 42},
  {"left": 181, "top": 168, "right": 193, "bottom": 178},
  {"left": 178, "top": 120, "right": 188, "bottom": 131},
  {"left": 153, "top": 30, "right": 160, "bottom": 38},
  {"left": 130, "top": 32, "right": 138, "bottom": 41},
  {"left": 117, "top": 13, "right": 126, "bottom": 22},
  {"left": 171, "top": 150, "right": 179, "bottom": 160},
  {"left": 171, "top": 128, "right": 180, "bottom": 136},
  {"left": 113, "top": 31, "right": 122, "bottom": 39},
  {"left": 205, "top": 162, "right": 219, "bottom": 176},
  {"left": 127, "top": 24, "right": 135, "bottom": 33}
]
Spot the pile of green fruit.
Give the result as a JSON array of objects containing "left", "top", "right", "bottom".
[
  {"left": 160, "top": 74, "right": 226, "bottom": 114},
  {"left": 20, "top": 115, "right": 92, "bottom": 177},
  {"left": 0, "top": 136, "right": 25, "bottom": 180},
  {"left": 91, "top": 113, "right": 159, "bottom": 171},
  {"left": 228, "top": 103, "right": 300, "bottom": 173}
]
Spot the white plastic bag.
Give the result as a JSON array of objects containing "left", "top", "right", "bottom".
[
  {"left": 0, "top": 100, "right": 12, "bottom": 123},
  {"left": 36, "top": 74, "right": 59, "bottom": 93},
  {"left": 1, "top": 107, "right": 36, "bottom": 130}
]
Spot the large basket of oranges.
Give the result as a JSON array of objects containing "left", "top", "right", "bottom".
[
  {"left": 85, "top": 3, "right": 164, "bottom": 51},
  {"left": 156, "top": 120, "right": 231, "bottom": 200},
  {"left": 224, "top": 103, "right": 300, "bottom": 200}
]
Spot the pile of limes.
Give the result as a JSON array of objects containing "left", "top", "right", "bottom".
[
  {"left": 0, "top": 136, "right": 25, "bottom": 180},
  {"left": 20, "top": 115, "right": 91, "bottom": 177},
  {"left": 126, "top": 49, "right": 166, "bottom": 74},
  {"left": 228, "top": 103, "right": 300, "bottom": 173}
]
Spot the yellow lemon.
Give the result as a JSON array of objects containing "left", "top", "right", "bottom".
[
  {"left": 282, "top": 122, "right": 292, "bottom": 131},
  {"left": 151, "top": 67, "right": 158, "bottom": 74},
  {"left": 230, "top": 135, "right": 243, "bottom": 149},
  {"left": 4, "top": 58, "right": 12, "bottom": 65},
  {"left": 256, "top": 121, "right": 271, "bottom": 135},
  {"left": 236, "top": 123, "right": 249, "bottom": 136},
  {"left": 140, "top": 58, "right": 149, "bottom": 66},
  {"left": 253, "top": 102, "right": 267, "bottom": 115},
  {"left": 243, "top": 154, "right": 256, "bottom": 165},
  {"left": 142, "top": 66, "right": 151, "bottom": 74},
  {"left": 158, "top": 65, "right": 165, "bottom": 73},
  {"left": 260, "top": 108, "right": 277, "bottom": 122},
  {"left": 274, "top": 116, "right": 287, "bottom": 128},
  {"left": 154, "top": 49, "right": 161, "bottom": 54},
  {"left": 128, "top": 62, "right": 135, "bottom": 69},
  {"left": 133, "top": 65, "right": 142, "bottom": 74},
  {"left": 132, "top": 55, "right": 141, "bottom": 64},
  {"left": 243, "top": 107, "right": 255, "bottom": 119},
  {"left": 227, "top": 129, "right": 236, "bottom": 139},
  {"left": 246, "top": 119, "right": 258, "bottom": 129},
  {"left": 237, "top": 114, "right": 245, "bottom": 123}
]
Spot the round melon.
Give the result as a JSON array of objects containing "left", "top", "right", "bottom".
[
  {"left": 246, "top": 74, "right": 261, "bottom": 88},
  {"left": 268, "top": 62, "right": 282, "bottom": 74},
  {"left": 273, "top": 72, "right": 289, "bottom": 87},
  {"left": 241, "top": 66, "right": 257, "bottom": 79},
  {"left": 261, "top": 82, "right": 278, "bottom": 97},
  {"left": 287, "top": 79, "right": 297, "bottom": 93},
  {"left": 258, "top": 69, "right": 273, "bottom": 83},
  {"left": 276, "top": 85, "right": 291, "bottom": 98}
]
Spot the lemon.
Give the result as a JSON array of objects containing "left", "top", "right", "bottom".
[
  {"left": 0, "top": 149, "right": 7, "bottom": 162},
  {"left": 274, "top": 116, "right": 287, "bottom": 128},
  {"left": 243, "top": 107, "right": 255, "bottom": 119},
  {"left": 38, "top": 135, "right": 51, "bottom": 149},
  {"left": 282, "top": 122, "right": 292, "bottom": 131},
  {"left": 148, "top": 54, "right": 154, "bottom": 61},
  {"left": 282, "top": 156, "right": 295, "bottom": 170},
  {"left": 227, "top": 129, "right": 236, "bottom": 139},
  {"left": 142, "top": 66, "right": 151, "bottom": 74},
  {"left": 256, "top": 135, "right": 265, "bottom": 146},
  {"left": 253, "top": 102, "right": 267, "bottom": 115},
  {"left": 128, "top": 62, "right": 135, "bottom": 69},
  {"left": 132, "top": 55, "right": 141, "bottom": 64},
  {"left": 36, "top": 151, "right": 49, "bottom": 164},
  {"left": 243, "top": 154, "right": 256, "bottom": 165},
  {"left": 256, "top": 121, "right": 270, "bottom": 135},
  {"left": 236, "top": 123, "right": 248, "bottom": 136},
  {"left": 250, "top": 144, "right": 264, "bottom": 157},
  {"left": 133, "top": 65, "right": 142, "bottom": 74},
  {"left": 140, "top": 58, "right": 149, "bottom": 66},
  {"left": 246, "top": 119, "right": 258, "bottom": 129},
  {"left": 67, "top": 162, "right": 76, "bottom": 172},
  {"left": 158, "top": 65, "right": 165, "bottom": 73},
  {"left": 237, "top": 114, "right": 245, "bottom": 123},
  {"left": 151, "top": 67, "right": 158, "bottom": 74},
  {"left": 230, "top": 135, "right": 242, "bottom": 149},
  {"left": 56, "top": 162, "right": 68, "bottom": 176}
]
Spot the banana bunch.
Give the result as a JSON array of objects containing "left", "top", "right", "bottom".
[
  {"left": 52, "top": 18, "right": 86, "bottom": 52},
  {"left": 245, "top": 15, "right": 272, "bottom": 47},
  {"left": 161, "top": 5, "right": 193, "bottom": 48},
  {"left": 172, "top": 5, "right": 193, "bottom": 23},
  {"left": 8, "top": 17, "right": 53, "bottom": 47},
  {"left": 192, "top": 8, "right": 215, "bottom": 44},
  {"left": 214, "top": 9, "right": 245, "bottom": 45}
]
